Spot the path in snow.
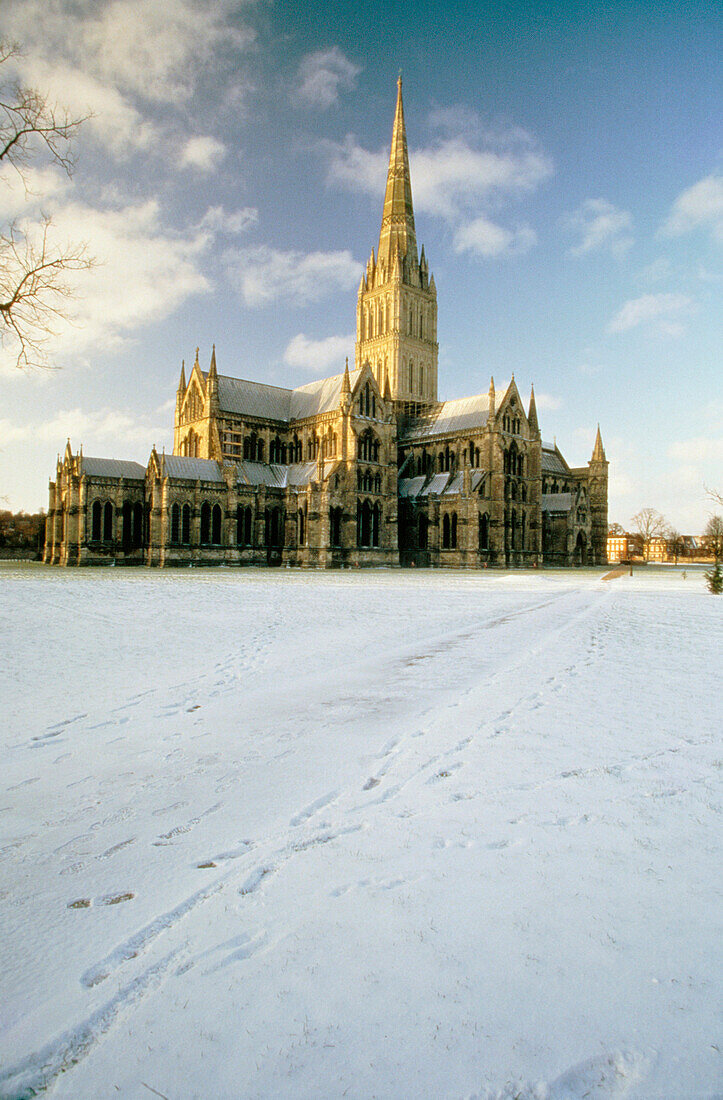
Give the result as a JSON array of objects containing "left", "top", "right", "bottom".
[{"left": 0, "top": 566, "right": 720, "bottom": 1099}]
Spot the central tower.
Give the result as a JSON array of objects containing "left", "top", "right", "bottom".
[{"left": 355, "top": 78, "right": 438, "bottom": 414}]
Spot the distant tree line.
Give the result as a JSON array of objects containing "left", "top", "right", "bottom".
[
  {"left": 608, "top": 509, "right": 723, "bottom": 564},
  {"left": 0, "top": 509, "right": 46, "bottom": 556}
]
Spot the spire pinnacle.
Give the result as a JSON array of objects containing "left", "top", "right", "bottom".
[
  {"left": 528, "top": 383, "right": 539, "bottom": 432},
  {"left": 591, "top": 424, "right": 606, "bottom": 462},
  {"left": 378, "top": 78, "right": 417, "bottom": 268},
  {"left": 178, "top": 360, "right": 186, "bottom": 392},
  {"left": 341, "top": 357, "right": 351, "bottom": 395},
  {"left": 209, "top": 344, "right": 217, "bottom": 379}
]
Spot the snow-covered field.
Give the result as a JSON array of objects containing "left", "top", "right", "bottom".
[{"left": 0, "top": 564, "right": 720, "bottom": 1100}]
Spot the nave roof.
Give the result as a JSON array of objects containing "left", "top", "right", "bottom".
[{"left": 203, "top": 367, "right": 362, "bottom": 423}]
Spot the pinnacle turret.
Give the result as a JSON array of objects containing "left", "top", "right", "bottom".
[
  {"left": 528, "top": 384, "right": 539, "bottom": 433},
  {"left": 177, "top": 360, "right": 186, "bottom": 393},
  {"left": 378, "top": 76, "right": 418, "bottom": 269},
  {"left": 591, "top": 424, "right": 606, "bottom": 463}
]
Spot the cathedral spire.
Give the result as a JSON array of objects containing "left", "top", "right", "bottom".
[
  {"left": 591, "top": 424, "right": 606, "bottom": 463},
  {"left": 177, "top": 360, "right": 186, "bottom": 393},
  {"left": 378, "top": 76, "right": 418, "bottom": 268}
]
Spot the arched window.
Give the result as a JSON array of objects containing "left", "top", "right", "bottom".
[
  {"left": 451, "top": 512, "right": 458, "bottom": 549},
  {"left": 182, "top": 504, "right": 191, "bottom": 545},
  {"left": 357, "top": 500, "right": 373, "bottom": 547},
  {"left": 243, "top": 437, "right": 252, "bottom": 460},
  {"left": 298, "top": 508, "right": 305, "bottom": 546},
  {"left": 330, "top": 506, "right": 342, "bottom": 548},
  {"left": 245, "top": 506, "right": 252, "bottom": 545},
  {"left": 374, "top": 473, "right": 381, "bottom": 494},
  {"left": 133, "top": 502, "right": 144, "bottom": 548},
  {"left": 438, "top": 451, "right": 444, "bottom": 471},
  {"left": 171, "top": 503, "right": 180, "bottom": 544},
  {"left": 510, "top": 509, "right": 517, "bottom": 550},
  {"left": 372, "top": 502, "right": 381, "bottom": 547},
  {"left": 211, "top": 503, "right": 222, "bottom": 545},
  {"left": 521, "top": 512, "right": 526, "bottom": 550},
  {"left": 91, "top": 500, "right": 102, "bottom": 541},
  {"left": 103, "top": 501, "right": 114, "bottom": 541},
  {"left": 479, "top": 512, "right": 489, "bottom": 550},
  {"left": 257, "top": 439, "right": 264, "bottom": 461},
  {"left": 237, "top": 505, "right": 245, "bottom": 545},
  {"left": 442, "top": 513, "right": 451, "bottom": 549},
  {"left": 419, "top": 513, "right": 429, "bottom": 549},
  {"left": 200, "top": 501, "right": 211, "bottom": 544}
]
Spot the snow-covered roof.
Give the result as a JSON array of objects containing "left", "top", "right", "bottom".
[
  {"left": 206, "top": 369, "right": 362, "bottom": 424},
  {"left": 291, "top": 370, "right": 362, "bottom": 420},
  {"left": 541, "top": 492, "right": 573, "bottom": 513},
  {"left": 541, "top": 447, "right": 569, "bottom": 475},
  {"left": 80, "top": 457, "right": 146, "bottom": 480},
  {"left": 398, "top": 468, "right": 486, "bottom": 499},
  {"left": 400, "top": 392, "right": 494, "bottom": 442},
  {"left": 161, "top": 455, "right": 225, "bottom": 483},
  {"left": 236, "top": 460, "right": 336, "bottom": 489}
]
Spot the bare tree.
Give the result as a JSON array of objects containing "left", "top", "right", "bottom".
[
  {"left": 667, "top": 527, "right": 685, "bottom": 564},
  {"left": 630, "top": 508, "right": 668, "bottom": 562},
  {"left": 706, "top": 487, "right": 723, "bottom": 509},
  {"left": 608, "top": 522, "right": 626, "bottom": 537},
  {"left": 704, "top": 515, "right": 723, "bottom": 563},
  {"left": 0, "top": 39, "right": 93, "bottom": 369}
]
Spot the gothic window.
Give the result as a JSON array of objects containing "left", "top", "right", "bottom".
[
  {"left": 211, "top": 504, "right": 222, "bottom": 545},
  {"left": 264, "top": 507, "right": 282, "bottom": 547},
  {"left": 200, "top": 502, "right": 211, "bottom": 544},
  {"left": 171, "top": 503, "right": 180, "bottom": 544},
  {"left": 409, "top": 305, "right": 413, "bottom": 335},
  {"left": 442, "top": 513, "right": 451, "bottom": 549},
  {"left": 332, "top": 433, "right": 337, "bottom": 456},
  {"left": 257, "top": 439, "right": 264, "bottom": 461},
  {"left": 103, "top": 501, "right": 114, "bottom": 541},
  {"left": 374, "top": 473, "right": 381, "bottom": 493},
  {"left": 510, "top": 509, "right": 517, "bottom": 550},
  {"left": 133, "top": 502, "right": 144, "bottom": 548},
  {"left": 419, "top": 309, "right": 424, "bottom": 340},
  {"left": 236, "top": 505, "right": 245, "bottom": 545},
  {"left": 357, "top": 499, "right": 373, "bottom": 547},
  {"left": 479, "top": 512, "right": 489, "bottom": 550},
  {"left": 451, "top": 512, "right": 458, "bottom": 549},
  {"left": 419, "top": 363, "right": 424, "bottom": 393},
  {"left": 372, "top": 502, "right": 381, "bottom": 547},
  {"left": 521, "top": 512, "right": 526, "bottom": 549},
  {"left": 330, "top": 506, "right": 342, "bottom": 548},
  {"left": 281, "top": 443, "right": 287, "bottom": 464},
  {"left": 243, "top": 436, "right": 252, "bottom": 460},
  {"left": 409, "top": 360, "right": 414, "bottom": 393},
  {"left": 438, "top": 451, "right": 444, "bottom": 471},
  {"left": 91, "top": 500, "right": 102, "bottom": 541},
  {"left": 182, "top": 504, "right": 191, "bottom": 545}
]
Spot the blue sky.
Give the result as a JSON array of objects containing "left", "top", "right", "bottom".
[{"left": 1, "top": 0, "right": 721, "bottom": 531}]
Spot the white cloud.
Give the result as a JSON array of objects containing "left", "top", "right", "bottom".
[
  {"left": 0, "top": 167, "right": 71, "bottom": 221},
  {"left": 453, "top": 216, "right": 536, "bottom": 257},
  {"left": 533, "top": 391, "right": 561, "bottom": 411},
  {"left": 564, "top": 198, "right": 633, "bottom": 256},
  {"left": 0, "top": 195, "right": 213, "bottom": 370},
  {"left": 293, "top": 48, "right": 361, "bottom": 110},
  {"left": 198, "top": 206, "right": 258, "bottom": 236},
  {"left": 668, "top": 437, "right": 723, "bottom": 464},
  {"left": 225, "top": 246, "right": 360, "bottom": 307},
  {"left": 3, "top": 0, "right": 255, "bottom": 159},
  {"left": 284, "top": 333, "right": 354, "bottom": 373},
  {"left": 608, "top": 293, "right": 693, "bottom": 336},
  {"left": 179, "top": 137, "right": 227, "bottom": 172},
  {"left": 325, "top": 132, "right": 552, "bottom": 223},
  {"left": 0, "top": 406, "right": 168, "bottom": 448},
  {"left": 661, "top": 174, "right": 723, "bottom": 242}
]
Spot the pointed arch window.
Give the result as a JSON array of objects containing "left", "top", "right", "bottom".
[
  {"left": 91, "top": 500, "right": 102, "bottom": 541},
  {"left": 103, "top": 501, "right": 114, "bottom": 542},
  {"left": 182, "top": 504, "right": 191, "bottom": 545},
  {"left": 211, "top": 504, "right": 222, "bottom": 545},
  {"left": 171, "top": 503, "right": 180, "bottom": 544}
]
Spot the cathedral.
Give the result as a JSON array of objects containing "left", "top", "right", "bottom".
[{"left": 44, "top": 80, "right": 608, "bottom": 569}]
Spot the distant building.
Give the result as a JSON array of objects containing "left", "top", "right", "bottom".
[{"left": 44, "top": 81, "right": 608, "bottom": 569}]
